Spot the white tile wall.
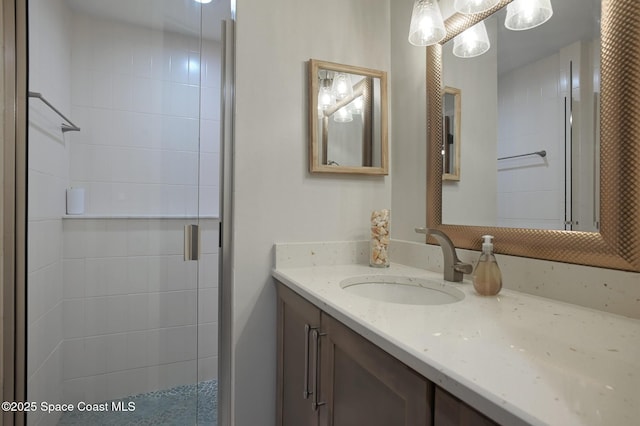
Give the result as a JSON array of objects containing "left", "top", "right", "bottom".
[
  {"left": 29, "top": 7, "right": 222, "bottom": 420},
  {"left": 496, "top": 43, "right": 592, "bottom": 229},
  {"left": 497, "top": 62, "right": 561, "bottom": 227},
  {"left": 28, "top": 0, "right": 72, "bottom": 424},
  {"left": 61, "top": 218, "right": 219, "bottom": 403},
  {"left": 68, "top": 12, "right": 221, "bottom": 217}
]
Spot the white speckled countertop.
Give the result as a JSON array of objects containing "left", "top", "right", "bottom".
[{"left": 272, "top": 242, "right": 640, "bottom": 426}]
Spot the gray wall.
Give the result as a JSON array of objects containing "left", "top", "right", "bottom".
[{"left": 233, "top": 0, "right": 392, "bottom": 424}]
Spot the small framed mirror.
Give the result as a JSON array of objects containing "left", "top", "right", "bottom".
[
  {"left": 443, "top": 86, "right": 461, "bottom": 181},
  {"left": 308, "top": 59, "right": 388, "bottom": 175}
]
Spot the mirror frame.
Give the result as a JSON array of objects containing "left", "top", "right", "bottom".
[
  {"left": 442, "top": 86, "right": 461, "bottom": 181},
  {"left": 308, "top": 59, "right": 389, "bottom": 175},
  {"left": 426, "top": 0, "right": 640, "bottom": 271}
]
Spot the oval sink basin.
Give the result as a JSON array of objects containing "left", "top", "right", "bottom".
[{"left": 340, "top": 275, "right": 464, "bottom": 306}]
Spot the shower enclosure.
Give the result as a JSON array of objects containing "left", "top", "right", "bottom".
[{"left": 26, "top": 0, "right": 231, "bottom": 424}]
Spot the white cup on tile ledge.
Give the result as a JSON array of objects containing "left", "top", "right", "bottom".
[{"left": 66, "top": 187, "right": 85, "bottom": 215}]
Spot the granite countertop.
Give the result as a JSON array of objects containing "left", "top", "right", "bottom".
[{"left": 272, "top": 261, "right": 640, "bottom": 426}]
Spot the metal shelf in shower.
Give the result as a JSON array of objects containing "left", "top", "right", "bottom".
[{"left": 28, "top": 91, "right": 81, "bottom": 133}]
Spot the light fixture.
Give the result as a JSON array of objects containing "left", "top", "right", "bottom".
[
  {"left": 331, "top": 73, "right": 353, "bottom": 101},
  {"left": 317, "top": 85, "right": 333, "bottom": 118},
  {"left": 453, "top": 21, "right": 490, "bottom": 58},
  {"left": 317, "top": 72, "right": 334, "bottom": 118},
  {"left": 194, "top": 0, "right": 213, "bottom": 4},
  {"left": 334, "top": 106, "right": 353, "bottom": 123},
  {"left": 505, "top": 0, "right": 553, "bottom": 31},
  {"left": 408, "top": 0, "right": 446, "bottom": 46},
  {"left": 454, "top": 0, "right": 500, "bottom": 14},
  {"left": 350, "top": 96, "right": 363, "bottom": 115}
]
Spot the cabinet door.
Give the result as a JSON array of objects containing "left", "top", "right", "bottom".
[
  {"left": 320, "top": 314, "right": 433, "bottom": 426},
  {"left": 277, "top": 284, "right": 322, "bottom": 426},
  {"left": 434, "top": 387, "right": 499, "bottom": 426}
]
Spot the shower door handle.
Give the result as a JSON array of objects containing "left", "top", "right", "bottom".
[{"left": 184, "top": 224, "right": 200, "bottom": 261}]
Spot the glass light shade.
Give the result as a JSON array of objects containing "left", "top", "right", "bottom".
[
  {"left": 334, "top": 106, "right": 353, "bottom": 123},
  {"left": 194, "top": 0, "right": 213, "bottom": 3},
  {"left": 331, "top": 73, "right": 353, "bottom": 101},
  {"left": 317, "top": 84, "right": 333, "bottom": 118},
  {"left": 453, "top": 21, "right": 490, "bottom": 58},
  {"left": 408, "top": 0, "right": 446, "bottom": 46},
  {"left": 454, "top": 0, "right": 500, "bottom": 14},
  {"left": 505, "top": 0, "right": 553, "bottom": 31},
  {"left": 350, "top": 96, "right": 363, "bottom": 115}
]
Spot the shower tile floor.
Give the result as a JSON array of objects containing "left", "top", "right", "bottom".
[{"left": 57, "top": 380, "right": 217, "bottom": 426}]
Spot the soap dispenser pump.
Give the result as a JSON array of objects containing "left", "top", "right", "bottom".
[{"left": 473, "top": 235, "right": 502, "bottom": 296}]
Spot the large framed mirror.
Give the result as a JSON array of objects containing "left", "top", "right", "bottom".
[
  {"left": 426, "top": 0, "right": 640, "bottom": 271},
  {"left": 309, "top": 59, "right": 389, "bottom": 175}
]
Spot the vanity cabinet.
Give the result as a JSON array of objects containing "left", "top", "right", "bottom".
[
  {"left": 434, "top": 387, "right": 498, "bottom": 426},
  {"left": 277, "top": 281, "right": 322, "bottom": 425},
  {"left": 320, "top": 313, "right": 433, "bottom": 425},
  {"left": 277, "top": 283, "right": 433, "bottom": 426},
  {"left": 277, "top": 282, "right": 501, "bottom": 426}
]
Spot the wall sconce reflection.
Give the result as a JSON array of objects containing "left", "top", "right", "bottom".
[
  {"left": 317, "top": 71, "right": 365, "bottom": 123},
  {"left": 446, "top": 0, "right": 554, "bottom": 58},
  {"left": 453, "top": 21, "right": 490, "bottom": 58},
  {"left": 505, "top": 0, "right": 554, "bottom": 31}
]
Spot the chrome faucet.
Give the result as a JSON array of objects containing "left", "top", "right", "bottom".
[{"left": 415, "top": 227, "right": 473, "bottom": 282}]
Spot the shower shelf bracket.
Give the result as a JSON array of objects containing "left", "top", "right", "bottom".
[{"left": 28, "top": 91, "right": 81, "bottom": 133}]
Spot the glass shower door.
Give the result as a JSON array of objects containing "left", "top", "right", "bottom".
[{"left": 26, "top": 0, "right": 225, "bottom": 424}]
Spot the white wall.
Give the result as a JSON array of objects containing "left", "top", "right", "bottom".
[
  {"left": 233, "top": 0, "right": 392, "bottom": 424},
  {"left": 61, "top": 217, "right": 218, "bottom": 405},
  {"left": 27, "top": 0, "right": 71, "bottom": 424},
  {"left": 69, "top": 13, "right": 220, "bottom": 217},
  {"left": 391, "top": 0, "right": 427, "bottom": 242},
  {"left": 497, "top": 51, "right": 564, "bottom": 229},
  {"left": 442, "top": 17, "right": 498, "bottom": 226},
  {"left": 496, "top": 39, "right": 599, "bottom": 230}
]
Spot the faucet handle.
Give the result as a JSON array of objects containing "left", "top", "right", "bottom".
[
  {"left": 454, "top": 262, "right": 473, "bottom": 274},
  {"left": 415, "top": 226, "right": 470, "bottom": 282}
]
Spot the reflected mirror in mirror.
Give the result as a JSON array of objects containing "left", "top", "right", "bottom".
[
  {"left": 309, "top": 59, "right": 388, "bottom": 175},
  {"left": 440, "top": 0, "right": 600, "bottom": 231},
  {"left": 443, "top": 86, "right": 461, "bottom": 181}
]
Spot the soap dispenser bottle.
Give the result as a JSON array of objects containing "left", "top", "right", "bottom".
[{"left": 473, "top": 235, "right": 502, "bottom": 296}]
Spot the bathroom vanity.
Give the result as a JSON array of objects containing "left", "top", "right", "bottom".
[
  {"left": 272, "top": 242, "right": 640, "bottom": 426},
  {"left": 276, "top": 282, "right": 496, "bottom": 426}
]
